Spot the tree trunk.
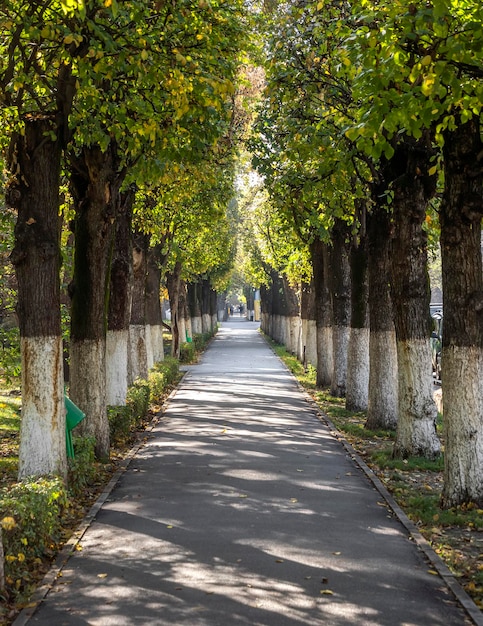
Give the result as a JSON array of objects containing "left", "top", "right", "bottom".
[
  {"left": 167, "top": 262, "right": 182, "bottom": 358},
  {"left": 8, "top": 118, "right": 66, "bottom": 479},
  {"left": 300, "top": 281, "right": 317, "bottom": 368},
  {"left": 310, "top": 238, "right": 333, "bottom": 388},
  {"left": 346, "top": 225, "right": 370, "bottom": 411},
  {"left": 366, "top": 205, "right": 398, "bottom": 430},
  {"left": 69, "top": 143, "right": 121, "bottom": 460},
  {"left": 440, "top": 118, "right": 483, "bottom": 507},
  {"left": 260, "top": 283, "right": 272, "bottom": 337},
  {"left": 201, "top": 278, "right": 212, "bottom": 334},
  {"left": 281, "top": 277, "right": 300, "bottom": 356},
  {"left": 179, "top": 281, "right": 190, "bottom": 343},
  {"left": 145, "top": 244, "right": 165, "bottom": 365},
  {"left": 106, "top": 187, "right": 134, "bottom": 406},
  {"left": 129, "top": 232, "right": 149, "bottom": 383},
  {"left": 188, "top": 282, "right": 202, "bottom": 335},
  {"left": 389, "top": 137, "right": 440, "bottom": 459},
  {"left": 329, "top": 220, "right": 351, "bottom": 398}
]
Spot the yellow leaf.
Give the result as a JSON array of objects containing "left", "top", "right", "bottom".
[
  {"left": 428, "top": 569, "right": 438, "bottom": 576},
  {"left": 428, "top": 165, "right": 438, "bottom": 176},
  {"left": 421, "top": 55, "right": 432, "bottom": 66},
  {"left": 97, "top": 573, "right": 108, "bottom": 579},
  {"left": 64, "top": 34, "right": 74, "bottom": 45},
  {"left": 1, "top": 516, "right": 17, "bottom": 531},
  {"left": 320, "top": 589, "right": 334, "bottom": 595}
]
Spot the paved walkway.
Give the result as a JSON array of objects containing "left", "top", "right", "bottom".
[{"left": 24, "top": 320, "right": 474, "bottom": 625}]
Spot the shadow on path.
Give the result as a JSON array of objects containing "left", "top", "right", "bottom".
[{"left": 26, "top": 323, "right": 471, "bottom": 625}]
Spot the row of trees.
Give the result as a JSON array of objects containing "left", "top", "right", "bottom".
[
  {"left": 244, "top": 0, "right": 482, "bottom": 508},
  {"left": 0, "top": 1, "right": 249, "bottom": 479}
]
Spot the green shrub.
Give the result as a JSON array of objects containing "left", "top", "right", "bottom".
[
  {"left": 68, "top": 436, "right": 97, "bottom": 495},
  {"left": 154, "top": 356, "right": 179, "bottom": 386},
  {"left": 107, "top": 405, "right": 134, "bottom": 447},
  {"left": 148, "top": 371, "right": 166, "bottom": 403},
  {"left": 0, "top": 477, "right": 67, "bottom": 598},
  {"left": 127, "top": 379, "right": 150, "bottom": 427},
  {"left": 180, "top": 341, "right": 196, "bottom": 363}
]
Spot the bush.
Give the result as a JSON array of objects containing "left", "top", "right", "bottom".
[
  {"left": 126, "top": 379, "right": 150, "bottom": 428},
  {"left": 107, "top": 405, "right": 133, "bottom": 447},
  {"left": 153, "top": 356, "right": 179, "bottom": 386},
  {"left": 0, "top": 478, "right": 67, "bottom": 599},
  {"left": 179, "top": 341, "right": 196, "bottom": 363},
  {"left": 68, "top": 436, "right": 97, "bottom": 495}
]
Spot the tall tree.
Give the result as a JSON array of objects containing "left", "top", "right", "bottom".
[
  {"left": 0, "top": 0, "right": 106, "bottom": 477},
  {"left": 347, "top": 0, "right": 482, "bottom": 501}
]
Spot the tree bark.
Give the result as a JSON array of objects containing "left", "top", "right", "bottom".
[
  {"left": 129, "top": 231, "right": 149, "bottom": 383},
  {"left": 329, "top": 220, "right": 351, "bottom": 397},
  {"left": 346, "top": 223, "right": 370, "bottom": 411},
  {"left": 389, "top": 136, "right": 440, "bottom": 459},
  {"left": 201, "top": 278, "right": 212, "bottom": 334},
  {"left": 188, "top": 282, "right": 202, "bottom": 335},
  {"left": 69, "top": 142, "right": 121, "bottom": 460},
  {"left": 145, "top": 243, "right": 165, "bottom": 365},
  {"left": 106, "top": 187, "right": 134, "bottom": 406},
  {"left": 440, "top": 118, "right": 483, "bottom": 507},
  {"left": 300, "top": 281, "right": 317, "bottom": 368},
  {"left": 8, "top": 118, "right": 66, "bottom": 479},
  {"left": 310, "top": 238, "right": 333, "bottom": 388},
  {"left": 167, "top": 262, "right": 182, "bottom": 358},
  {"left": 366, "top": 205, "right": 398, "bottom": 430}
]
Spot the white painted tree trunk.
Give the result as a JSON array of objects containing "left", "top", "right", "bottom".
[
  {"left": 185, "top": 317, "right": 193, "bottom": 342},
  {"left": 331, "top": 325, "right": 350, "bottom": 397},
  {"left": 18, "top": 337, "right": 66, "bottom": 479},
  {"left": 367, "top": 330, "right": 398, "bottom": 430},
  {"left": 145, "top": 325, "right": 154, "bottom": 371},
  {"left": 346, "top": 327, "right": 370, "bottom": 411},
  {"left": 302, "top": 320, "right": 317, "bottom": 368},
  {"left": 272, "top": 315, "right": 282, "bottom": 344},
  {"left": 178, "top": 317, "right": 187, "bottom": 346},
  {"left": 129, "top": 325, "right": 148, "bottom": 382},
  {"left": 191, "top": 316, "right": 202, "bottom": 335},
  {"left": 211, "top": 313, "right": 218, "bottom": 330},
  {"left": 70, "top": 338, "right": 109, "bottom": 459},
  {"left": 286, "top": 316, "right": 301, "bottom": 356},
  {"left": 106, "top": 329, "right": 129, "bottom": 406},
  {"left": 316, "top": 325, "right": 333, "bottom": 388},
  {"left": 201, "top": 313, "right": 211, "bottom": 334},
  {"left": 442, "top": 346, "right": 483, "bottom": 506},
  {"left": 149, "top": 324, "right": 164, "bottom": 363},
  {"left": 393, "top": 339, "right": 440, "bottom": 458}
]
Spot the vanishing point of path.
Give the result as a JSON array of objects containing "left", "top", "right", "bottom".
[{"left": 23, "top": 320, "right": 475, "bottom": 625}]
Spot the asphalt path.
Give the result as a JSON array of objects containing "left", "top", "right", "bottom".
[{"left": 25, "top": 319, "right": 472, "bottom": 625}]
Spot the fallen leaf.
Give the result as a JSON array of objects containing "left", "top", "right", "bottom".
[
  {"left": 428, "top": 570, "right": 439, "bottom": 576},
  {"left": 275, "top": 559, "right": 284, "bottom": 563},
  {"left": 320, "top": 589, "right": 334, "bottom": 595},
  {"left": 97, "top": 573, "right": 108, "bottom": 579}
]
